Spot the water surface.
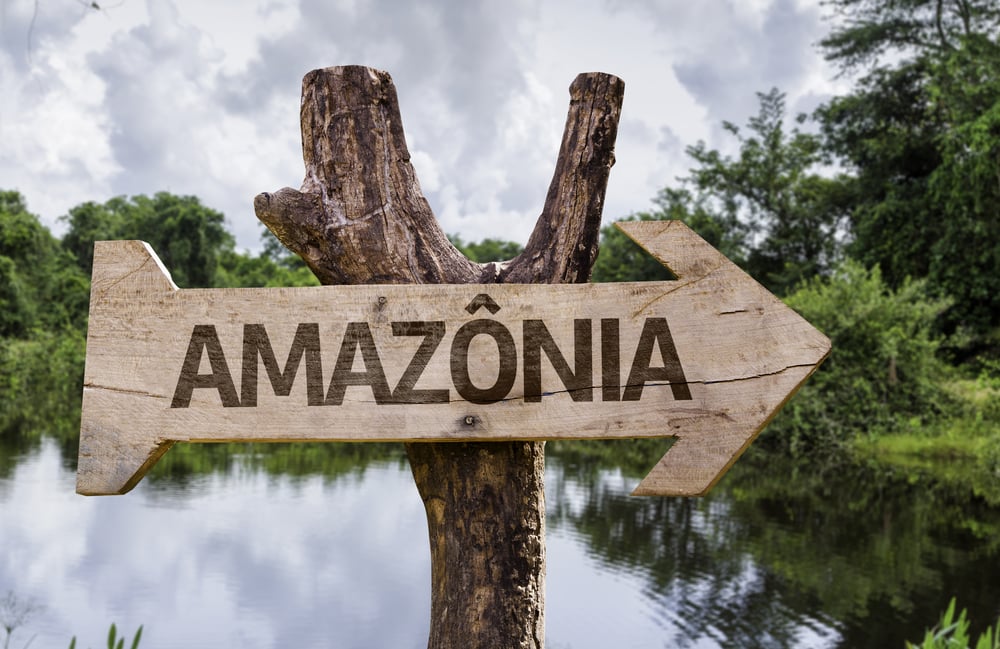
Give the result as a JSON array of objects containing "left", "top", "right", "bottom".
[{"left": 2, "top": 439, "right": 998, "bottom": 648}]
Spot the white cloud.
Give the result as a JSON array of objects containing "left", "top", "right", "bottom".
[
  {"left": 0, "top": 0, "right": 839, "bottom": 252},
  {"left": 0, "top": 441, "right": 430, "bottom": 649}
]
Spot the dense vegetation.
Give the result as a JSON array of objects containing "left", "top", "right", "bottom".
[
  {"left": 1, "top": 1, "right": 997, "bottom": 475},
  {"left": 591, "top": 0, "right": 1000, "bottom": 460},
  {"left": 0, "top": 190, "right": 319, "bottom": 465}
]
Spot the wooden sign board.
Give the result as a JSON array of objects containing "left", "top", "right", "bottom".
[{"left": 77, "top": 221, "right": 830, "bottom": 497}]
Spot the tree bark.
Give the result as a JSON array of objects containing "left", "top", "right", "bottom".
[{"left": 255, "top": 65, "right": 623, "bottom": 649}]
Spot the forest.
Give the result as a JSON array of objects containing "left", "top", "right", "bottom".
[{"left": 3, "top": 0, "right": 997, "bottom": 469}]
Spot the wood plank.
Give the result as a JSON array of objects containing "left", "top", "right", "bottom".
[{"left": 77, "top": 220, "right": 830, "bottom": 496}]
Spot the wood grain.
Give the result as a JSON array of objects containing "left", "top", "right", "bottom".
[
  {"left": 77, "top": 66, "right": 827, "bottom": 649},
  {"left": 254, "top": 66, "right": 626, "bottom": 649},
  {"left": 77, "top": 222, "right": 829, "bottom": 496}
]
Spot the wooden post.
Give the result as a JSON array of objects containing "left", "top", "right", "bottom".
[{"left": 255, "top": 65, "right": 623, "bottom": 648}]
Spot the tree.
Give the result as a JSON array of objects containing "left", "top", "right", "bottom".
[
  {"left": 254, "top": 65, "right": 623, "bottom": 649},
  {"left": 0, "top": 192, "right": 90, "bottom": 439},
  {"left": 599, "top": 90, "right": 849, "bottom": 293},
  {"left": 143, "top": 192, "right": 232, "bottom": 288},
  {"left": 447, "top": 234, "right": 524, "bottom": 263},
  {"left": 0, "top": 191, "right": 89, "bottom": 336},
  {"left": 766, "top": 260, "right": 953, "bottom": 453},
  {"left": 819, "top": 0, "right": 1000, "bottom": 70},
  {"left": 816, "top": 0, "right": 1000, "bottom": 355},
  {"left": 592, "top": 188, "right": 748, "bottom": 284},
  {"left": 684, "top": 88, "right": 850, "bottom": 294},
  {"left": 591, "top": 213, "right": 677, "bottom": 283},
  {"left": 62, "top": 192, "right": 234, "bottom": 288},
  {"left": 215, "top": 247, "right": 319, "bottom": 288},
  {"left": 60, "top": 197, "right": 131, "bottom": 277},
  {"left": 926, "top": 32, "right": 1000, "bottom": 347}
]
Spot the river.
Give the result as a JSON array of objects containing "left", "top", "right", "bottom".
[{"left": 1, "top": 437, "right": 998, "bottom": 648}]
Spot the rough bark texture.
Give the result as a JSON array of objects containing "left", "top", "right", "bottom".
[{"left": 255, "top": 65, "right": 623, "bottom": 649}]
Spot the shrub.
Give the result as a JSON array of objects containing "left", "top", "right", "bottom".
[{"left": 765, "top": 261, "right": 953, "bottom": 453}]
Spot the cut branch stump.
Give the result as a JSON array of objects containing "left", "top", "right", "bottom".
[{"left": 255, "top": 65, "right": 624, "bottom": 649}]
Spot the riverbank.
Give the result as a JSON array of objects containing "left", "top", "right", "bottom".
[{"left": 847, "top": 377, "right": 1000, "bottom": 505}]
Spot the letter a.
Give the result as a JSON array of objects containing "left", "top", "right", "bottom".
[
  {"left": 326, "top": 322, "right": 392, "bottom": 405},
  {"left": 171, "top": 325, "right": 240, "bottom": 407},
  {"left": 623, "top": 317, "right": 692, "bottom": 401}
]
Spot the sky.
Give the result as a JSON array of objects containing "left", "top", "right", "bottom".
[{"left": 0, "top": 0, "right": 848, "bottom": 253}]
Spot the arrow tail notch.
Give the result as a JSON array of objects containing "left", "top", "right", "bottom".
[
  {"left": 77, "top": 427, "right": 174, "bottom": 496},
  {"left": 78, "top": 241, "right": 180, "bottom": 495}
]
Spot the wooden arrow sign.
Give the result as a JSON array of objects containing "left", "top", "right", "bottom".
[{"left": 77, "top": 220, "right": 830, "bottom": 497}]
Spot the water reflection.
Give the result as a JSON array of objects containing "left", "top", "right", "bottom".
[
  {"left": 1, "top": 439, "right": 999, "bottom": 648},
  {"left": 546, "top": 462, "right": 841, "bottom": 649},
  {"left": 549, "top": 446, "right": 1000, "bottom": 648},
  {"left": 1, "top": 440, "right": 430, "bottom": 649}
]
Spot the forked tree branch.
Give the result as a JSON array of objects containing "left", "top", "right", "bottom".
[
  {"left": 254, "top": 65, "right": 623, "bottom": 649},
  {"left": 254, "top": 65, "right": 623, "bottom": 286}
]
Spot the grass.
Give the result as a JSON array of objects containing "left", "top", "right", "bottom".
[
  {"left": 852, "top": 375, "right": 999, "bottom": 460},
  {"left": 846, "top": 376, "right": 1000, "bottom": 504},
  {"left": 852, "top": 431, "right": 985, "bottom": 462}
]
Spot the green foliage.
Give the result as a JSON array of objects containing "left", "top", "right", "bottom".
[
  {"left": 592, "top": 87, "right": 853, "bottom": 295},
  {"left": 0, "top": 329, "right": 87, "bottom": 439},
  {"left": 0, "top": 191, "right": 89, "bottom": 337},
  {"left": 217, "top": 228, "right": 320, "bottom": 288},
  {"left": 819, "top": 0, "right": 1000, "bottom": 71},
  {"left": 215, "top": 248, "right": 319, "bottom": 288},
  {"left": 977, "top": 359, "right": 1000, "bottom": 391},
  {"left": 448, "top": 234, "right": 523, "bottom": 263},
  {"left": 0, "top": 191, "right": 326, "bottom": 451},
  {"left": 147, "top": 441, "right": 405, "bottom": 488},
  {"left": 591, "top": 183, "right": 751, "bottom": 284},
  {"left": 765, "top": 260, "right": 953, "bottom": 452},
  {"left": 68, "top": 624, "right": 143, "bottom": 649},
  {"left": 816, "top": 0, "right": 1000, "bottom": 356},
  {"left": 0, "top": 256, "right": 34, "bottom": 339},
  {"left": 981, "top": 435, "right": 1000, "bottom": 484},
  {"left": 925, "top": 34, "right": 1000, "bottom": 347},
  {"left": 60, "top": 192, "right": 319, "bottom": 289},
  {"left": 906, "top": 598, "right": 1000, "bottom": 649},
  {"left": 0, "top": 193, "right": 89, "bottom": 442},
  {"left": 621, "top": 89, "right": 852, "bottom": 292},
  {"left": 645, "top": 89, "right": 850, "bottom": 294},
  {"left": 817, "top": 61, "right": 940, "bottom": 281},
  {"left": 688, "top": 89, "right": 850, "bottom": 293},
  {"left": 547, "top": 441, "right": 1000, "bottom": 645},
  {"left": 62, "top": 192, "right": 233, "bottom": 288}
]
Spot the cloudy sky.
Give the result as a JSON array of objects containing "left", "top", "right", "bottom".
[{"left": 0, "top": 0, "right": 848, "bottom": 253}]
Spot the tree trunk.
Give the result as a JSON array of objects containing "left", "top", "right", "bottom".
[{"left": 255, "top": 65, "right": 623, "bottom": 649}]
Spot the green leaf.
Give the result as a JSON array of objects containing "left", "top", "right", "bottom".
[{"left": 129, "top": 626, "right": 143, "bottom": 649}]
